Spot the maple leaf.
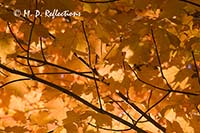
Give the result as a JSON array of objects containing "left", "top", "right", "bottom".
[
  {"left": 0, "top": 33, "right": 16, "bottom": 63},
  {"left": 0, "top": 0, "right": 200, "bottom": 132}
]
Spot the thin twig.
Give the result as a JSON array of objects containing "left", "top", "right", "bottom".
[
  {"left": 7, "top": 22, "right": 27, "bottom": 52},
  {"left": 0, "top": 70, "right": 8, "bottom": 77},
  {"left": 116, "top": 91, "right": 166, "bottom": 132},
  {"left": 14, "top": 57, "right": 45, "bottom": 67},
  {"left": 103, "top": 43, "right": 116, "bottom": 60},
  {"left": 81, "top": 21, "right": 103, "bottom": 109},
  {"left": 27, "top": 0, "right": 38, "bottom": 75},
  {"left": 81, "top": 21, "right": 92, "bottom": 67},
  {"left": 74, "top": 53, "right": 99, "bottom": 76},
  {"left": 0, "top": 63, "right": 147, "bottom": 133},
  {"left": 128, "top": 64, "right": 198, "bottom": 96},
  {"left": 108, "top": 96, "right": 135, "bottom": 124},
  {"left": 179, "top": 0, "right": 200, "bottom": 7},
  {"left": 0, "top": 78, "right": 30, "bottom": 88},
  {"left": 34, "top": 71, "right": 91, "bottom": 75},
  {"left": 191, "top": 51, "right": 200, "bottom": 85},
  {"left": 39, "top": 37, "right": 47, "bottom": 62},
  {"left": 151, "top": 28, "right": 172, "bottom": 90},
  {"left": 196, "top": 105, "right": 200, "bottom": 114},
  {"left": 147, "top": 90, "right": 153, "bottom": 109},
  {"left": 16, "top": 55, "right": 108, "bottom": 84},
  {"left": 134, "top": 92, "right": 170, "bottom": 128}
]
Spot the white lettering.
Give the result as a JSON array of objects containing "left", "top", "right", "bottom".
[{"left": 35, "top": 10, "right": 40, "bottom": 17}]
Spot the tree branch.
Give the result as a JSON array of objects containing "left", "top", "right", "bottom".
[
  {"left": 151, "top": 28, "right": 172, "bottom": 90},
  {"left": 108, "top": 96, "right": 135, "bottom": 124},
  {"left": 116, "top": 91, "right": 166, "bottom": 132},
  {"left": 81, "top": 21, "right": 103, "bottom": 109},
  {"left": 191, "top": 51, "right": 200, "bottom": 86},
  {"left": 0, "top": 63, "right": 147, "bottom": 133},
  {"left": 16, "top": 55, "right": 108, "bottom": 84},
  {"left": 179, "top": 0, "right": 200, "bottom": 7},
  {"left": 0, "top": 78, "right": 30, "bottom": 88},
  {"left": 128, "top": 64, "right": 198, "bottom": 96}
]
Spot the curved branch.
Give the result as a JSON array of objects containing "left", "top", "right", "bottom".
[
  {"left": 192, "top": 51, "right": 200, "bottom": 86},
  {"left": 134, "top": 92, "right": 170, "bottom": 128},
  {"left": 151, "top": 28, "right": 172, "bottom": 90},
  {"left": 0, "top": 78, "right": 30, "bottom": 88},
  {"left": 128, "top": 64, "right": 198, "bottom": 96},
  {"left": 7, "top": 22, "right": 27, "bottom": 52},
  {"left": 16, "top": 55, "right": 109, "bottom": 84},
  {"left": 116, "top": 91, "right": 166, "bottom": 132},
  {"left": 179, "top": 0, "right": 200, "bottom": 7},
  {"left": 108, "top": 96, "right": 135, "bottom": 124},
  {"left": 0, "top": 63, "right": 147, "bottom": 133}
]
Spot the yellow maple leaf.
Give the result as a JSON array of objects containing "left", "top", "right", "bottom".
[{"left": 0, "top": 33, "right": 16, "bottom": 63}]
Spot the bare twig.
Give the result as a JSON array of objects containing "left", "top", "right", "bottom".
[
  {"left": 34, "top": 71, "right": 92, "bottom": 75},
  {"left": 81, "top": 21, "right": 92, "bottom": 67},
  {"left": 116, "top": 91, "right": 166, "bottom": 132},
  {"left": 151, "top": 29, "right": 172, "bottom": 90},
  {"left": 108, "top": 96, "right": 135, "bottom": 124},
  {"left": 81, "top": 21, "right": 103, "bottom": 109},
  {"left": 16, "top": 55, "right": 105, "bottom": 83},
  {"left": 128, "top": 64, "right": 198, "bottom": 96},
  {"left": 7, "top": 22, "right": 27, "bottom": 52},
  {"left": 74, "top": 53, "right": 99, "bottom": 76},
  {"left": 0, "top": 78, "right": 30, "bottom": 88},
  {"left": 39, "top": 37, "right": 47, "bottom": 62},
  {"left": 0, "top": 70, "right": 8, "bottom": 77},
  {"left": 179, "top": 0, "right": 200, "bottom": 7},
  {"left": 196, "top": 105, "right": 200, "bottom": 114},
  {"left": 26, "top": 0, "right": 38, "bottom": 75},
  {"left": 147, "top": 90, "right": 153, "bottom": 109},
  {"left": 0, "top": 63, "right": 147, "bottom": 133},
  {"left": 134, "top": 92, "right": 170, "bottom": 128},
  {"left": 191, "top": 51, "right": 200, "bottom": 85},
  {"left": 14, "top": 57, "right": 45, "bottom": 67}
]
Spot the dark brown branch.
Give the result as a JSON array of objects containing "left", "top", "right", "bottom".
[
  {"left": 81, "top": 21, "right": 103, "bottom": 109},
  {"left": 116, "top": 91, "right": 166, "bottom": 132},
  {"left": 0, "top": 63, "right": 147, "bottom": 133},
  {"left": 74, "top": 53, "right": 99, "bottom": 76},
  {"left": 16, "top": 55, "right": 108, "bottom": 84},
  {"left": 27, "top": 0, "right": 37, "bottom": 75},
  {"left": 191, "top": 51, "right": 200, "bottom": 85},
  {"left": 134, "top": 92, "right": 170, "bottom": 128},
  {"left": 108, "top": 96, "right": 135, "bottom": 124},
  {"left": 196, "top": 105, "right": 200, "bottom": 114},
  {"left": 0, "top": 78, "right": 30, "bottom": 88},
  {"left": 14, "top": 58, "right": 45, "bottom": 67},
  {"left": 7, "top": 22, "right": 27, "bottom": 52},
  {"left": 151, "top": 29, "right": 172, "bottom": 90},
  {"left": 0, "top": 70, "right": 8, "bottom": 77},
  {"left": 88, "top": 123, "right": 131, "bottom": 131},
  {"left": 147, "top": 90, "right": 153, "bottom": 109},
  {"left": 128, "top": 64, "right": 198, "bottom": 96},
  {"left": 39, "top": 37, "right": 47, "bottom": 62},
  {"left": 179, "top": 0, "right": 200, "bottom": 7},
  {"left": 81, "top": 21, "right": 92, "bottom": 67},
  {"left": 34, "top": 71, "right": 92, "bottom": 75}
]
